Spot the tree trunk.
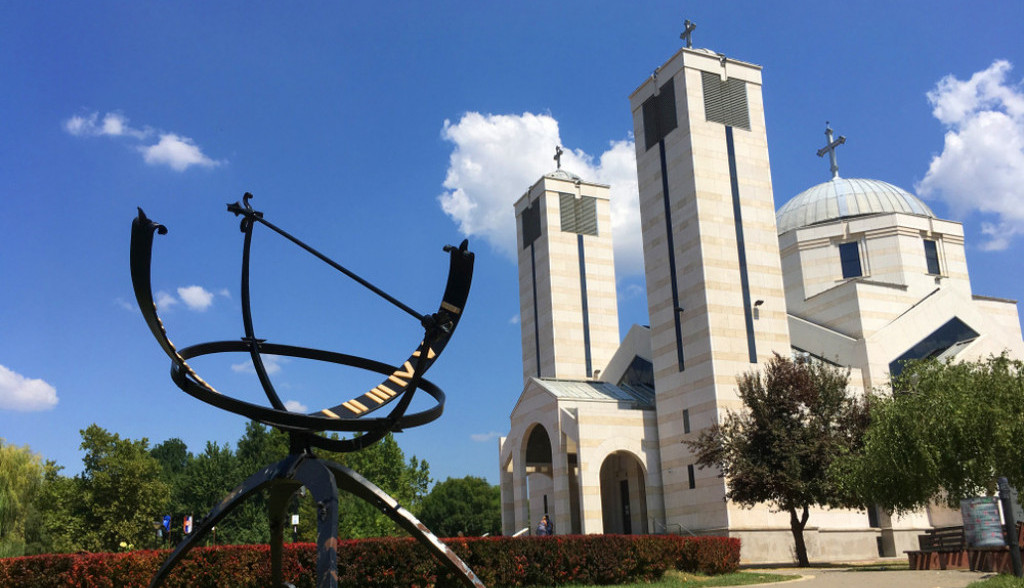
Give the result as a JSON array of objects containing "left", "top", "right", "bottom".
[{"left": 789, "top": 505, "right": 810, "bottom": 567}]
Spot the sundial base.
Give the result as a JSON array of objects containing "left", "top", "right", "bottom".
[{"left": 149, "top": 433, "right": 484, "bottom": 588}]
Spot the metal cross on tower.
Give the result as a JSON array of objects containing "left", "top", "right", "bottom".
[
  {"left": 816, "top": 122, "right": 846, "bottom": 179},
  {"left": 554, "top": 145, "right": 563, "bottom": 169},
  {"left": 680, "top": 19, "right": 696, "bottom": 48}
]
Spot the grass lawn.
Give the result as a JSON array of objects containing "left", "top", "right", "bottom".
[{"left": 968, "top": 576, "right": 1024, "bottom": 588}]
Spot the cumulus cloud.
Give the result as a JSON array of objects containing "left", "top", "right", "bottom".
[
  {"left": 140, "top": 134, "right": 221, "bottom": 172},
  {"left": 284, "top": 400, "right": 308, "bottom": 413},
  {"left": 0, "top": 364, "right": 58, "bottom": 411},
  {"left": 438, "top": 112, "right": 643, "bottom": 276},
  {"left": 231, "top": 355, "right": 287, "bottom": 375},
  {"left": 177, "top": 285, "right": 215, "bottom": 311},
  {"left": 470, "top": 431, "right": 502, "bottom": 443},
  {"left": 64, "top": 110, "right": 222, "bottom": 172},
  {"left": 916, "top": 60, "right": 1024, "bottom": 250}
]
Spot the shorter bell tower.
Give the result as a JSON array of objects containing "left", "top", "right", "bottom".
[{"left": 513, "top": 153, "right": 620, "bottom": 385}]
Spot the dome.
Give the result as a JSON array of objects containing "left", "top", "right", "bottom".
[
  {"left": 776, "top": 177, "right": 935, "bottom": 234},
  {"left": 545, "top": 168, "right": 582, "bottom": 182}
]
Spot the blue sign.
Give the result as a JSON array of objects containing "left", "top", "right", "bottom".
[{"left": 163, "top": 515, "right": 171, "bottom": 531}]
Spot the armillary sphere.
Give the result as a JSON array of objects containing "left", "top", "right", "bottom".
[{"left": 131, "top": 193, "right": 484, "bottom": 588}]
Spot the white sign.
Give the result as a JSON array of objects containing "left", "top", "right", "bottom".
[{"left": 291, "top": 514, "right": 299, "bottom": 526}]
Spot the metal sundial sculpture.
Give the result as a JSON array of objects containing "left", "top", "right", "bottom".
[{"left": 131, "top": 193, "right": 484, "bottom": 588}]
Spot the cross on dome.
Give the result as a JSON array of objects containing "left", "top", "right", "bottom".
[{"left": 816, "top": 122, "right": 846, "bottom": 179}]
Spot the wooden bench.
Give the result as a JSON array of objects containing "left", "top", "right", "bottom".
[{"left": 905, "top": 526, "right": 969, "bottom": 570}]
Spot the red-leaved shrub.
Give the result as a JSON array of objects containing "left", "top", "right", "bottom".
[{"left": 0, "top": 534, "right": 739, "bottom": 587}]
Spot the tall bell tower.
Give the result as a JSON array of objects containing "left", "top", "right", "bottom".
[{"left": 629, "top": 40, "right": 791, "bottom": 532}]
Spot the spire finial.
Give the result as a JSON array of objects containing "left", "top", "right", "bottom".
[
  {"left": 680, "top": 19, "right": 696, "bottom": 49},
  {"left": 554, "top": 145, "right": 563, "bottom": 170},
  {"left": 816, "top": 121, "right": 847, "bottom": 179}
]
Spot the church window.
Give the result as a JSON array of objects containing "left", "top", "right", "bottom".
[
  {"left": 839, "top": 241, "right": 862, "bottom": 279},
  {"left": 521, "top": 199, "right": 542, "bottom": 249},
  {"left": 888, "top": 317, "right": 979, "bottom": 379},
  {"left": 683, "top": 409, "right": 690, "bottom": 434},
  {"left": 642, "top": 80, "right": 678, "bottom": 150},
  {"left": 701, "top": 72, "right": 750, "bottom": 130},
  {"left": 687, "top": 464, "right": 696, "bottom": 489},
  {"left": 924, "top": 239, "right": 940, "bottom": 275},
  {"left": 559, "top": 193, "right": 598, "bottom": 236}
]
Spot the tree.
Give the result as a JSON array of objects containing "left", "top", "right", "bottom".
[
  {"left": 76, "top": 424, "right": 170, "bottom": 551},
  {"left": 417, "top": 476, "right": 500, "bottom": 537},
  {"left": 836, "top": 353, "right": 1024, "bottom": 514},
  {"left": 0, "top": 440, "right": 45, "bottom": 557},
  {"left": 686, "top": 354, "right": 868, "bottom": 566}
]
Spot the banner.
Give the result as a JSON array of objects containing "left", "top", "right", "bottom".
[
  {"left": 961, "top": 497, "right": 1005, "bottom": 547},
  {"left": 183, "top": 515, "right": 193, "bottom": 535}
]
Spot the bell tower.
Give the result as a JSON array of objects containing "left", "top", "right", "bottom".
[
  {"left": 513, "top": 156, "right": 620, "bottom": 385},
  {"left": 629, "top": 43, "right": 791, "bottom": 530}
]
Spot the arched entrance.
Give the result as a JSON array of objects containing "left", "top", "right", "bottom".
[
  {"left": 524, "top": 424, "right": 553, "bottom": 533},
  {"left": 599, "top": 451, "right": 648, "bottom": 534}
]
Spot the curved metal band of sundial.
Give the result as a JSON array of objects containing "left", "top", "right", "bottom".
[{"left": 130, "top": 198, "right": 474, "bottom": 453}]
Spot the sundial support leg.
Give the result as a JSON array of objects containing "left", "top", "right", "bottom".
[
  {"left": 148, "top": 453, "right": 303, "bottom": 588},
  {"left": 324, "top": 461, "right": 486, "bottom": 588},
  {"left": 269, "top": 482, "right": 302, "bottom": 587},
  {"left": 291, "top": 458, "right": 341, "bottom": 588}
]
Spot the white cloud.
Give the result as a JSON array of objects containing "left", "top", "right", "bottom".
[
  {"left": 64, "top": 111, "right": 221, "bottom": 172},
  {"left": 284, "top": 400, "right": 308, "bottom": 413},
  {"left": 438, "top": 112, "right": 644, "bottom": 276},
  {"left": 177, "top": 285, "right": 215, "bottom": 311},
  {"left": 64, "top": 112, "right": 149, "bottom": 139},
  {"left": 231, "top": 355, "right": 287, "bottom": 375},
  {"left": 140, "top": 133, "right": 221, "bottom": 172},
  {"left": 470, "top": 431, "right": 502, "bottom": 443},
  {"left": 917, "top": 60, "right": 1024, "bottom": 251},
  {"left": 155, "top": 290, "right": 179, "bottom": 311},
  {"left": 0, "top": 364, "right": 58, "bottom": 411},
  {"left": 508, "top": 315, "right": 520, "bottom": 325}
]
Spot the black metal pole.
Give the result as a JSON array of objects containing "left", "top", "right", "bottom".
[{"left": 998, "top": 477, "right": 1023, "bottom": 577}]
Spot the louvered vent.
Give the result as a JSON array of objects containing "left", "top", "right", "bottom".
[
  {"left": 521, "top": 199, "right": 542, "bottom": 248},
  {"left": 701, "top": 71, "right": 750, "bottom": 130},
  {"left": 559, "top": 193, "right": 598, "bottom": 236},
  {"left": 641, "top": 80, "right": 678, "bottom": 150}
]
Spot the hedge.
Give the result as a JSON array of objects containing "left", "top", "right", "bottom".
[{"left": 0, "top": 534, "right": 739, "bottom": 587}]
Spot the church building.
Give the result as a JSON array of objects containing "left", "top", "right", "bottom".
[{"left": 498, "top": 38, "right": 1024, "bottom": 562}]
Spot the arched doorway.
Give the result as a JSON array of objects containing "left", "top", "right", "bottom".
[
  {"left": 524, "top": 424, "right": 553, "bottom": 534},
  {"left": 599, "top": 451, "right": 648, "bottom": 534}
]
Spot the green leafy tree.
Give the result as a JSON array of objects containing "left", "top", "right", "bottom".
[
  {"left": 151, "top": 437, "right": 193, "bottom": 528},
  {"left": 836, "top": 353, "right": 1024, "bottom": 514},
  {"left": 686, "top": 354, "right": 868, "bottom": 567},
  {"left": 25, "top": 461, "right": 81, "bottom": 554},
  {"left": 0, "top": 440, "right": 45, "bottom": 557},
  {"left": 77, "top": 424, "right": 170, "bottom": 551},
  {"left": 417, "top": 476, "right": 500, "bottom": 537}
]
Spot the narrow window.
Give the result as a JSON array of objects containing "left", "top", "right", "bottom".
[
  {"left": 924, "top": 239, "right": 940, "bottom": 275},
  {"left": 682, "top": 409, "right": 690, "bottom": 434},
  {"left": 839, "top": 241, "right": 862, "bottom": 279},
  {"left": 687, "top": 464, "right": 696, "bottom": 490}
]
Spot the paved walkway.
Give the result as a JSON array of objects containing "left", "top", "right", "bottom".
[{"left": 746, "top": 567, "right": 993, "bottom": 588}]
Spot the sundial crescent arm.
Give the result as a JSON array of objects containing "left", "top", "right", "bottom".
[{"left": 129, "top": 207, "right": 474, "bottom": 440}]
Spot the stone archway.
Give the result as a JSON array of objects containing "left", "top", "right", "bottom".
[
  {"left": 524, "top": 424, "right": 554, "bottom": 533},
  {"left": 599, "top": 451, "right": 648, "bottom": 535}
]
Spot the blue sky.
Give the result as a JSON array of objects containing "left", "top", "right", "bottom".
[{"left": 2, "top": 2, "right": 1023, "bottom": 486}]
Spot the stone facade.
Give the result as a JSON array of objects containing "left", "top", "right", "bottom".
[{"left": 499, "top": 44, "right": 1024, "bottom": 563}]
